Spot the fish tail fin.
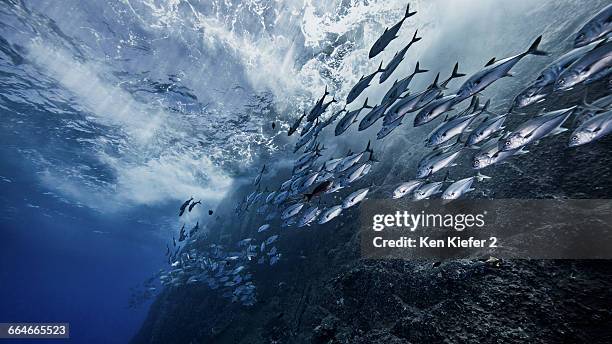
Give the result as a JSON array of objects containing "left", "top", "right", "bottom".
[
  {"left": 324, "top": 85, "right": 329, "bottom": 95},
  {"left": 475, "top": 172, "right": 491, "bottom": 182},
  {"left": 377, "top": 61, "right": 385, "bottom": 73},
  {"left": 526, "top": 35, "right": 548, "bottom": 56},
  {"left": 368, "top": 150, "right": 380, "bottom": 163},
  {"left": 364, "top": 139, "right": 373, "bottom": 153},
  {"left": 411, "top": 30, "right": 422, "bottom": 44},
  {"left": 405, "top": 3, "right": 417, "bottom": 18},
  {"left": 429, "top": 72, "right": 440, "bottom": 89},
  {"left": 363, "top": 97, "right": 373, "bottom": 109},
  {"left": 441, "top": 62, "right": 465, "bottom": 89},
  {"left": 414, "top": 61, "right": 428, "bottom": 74}
]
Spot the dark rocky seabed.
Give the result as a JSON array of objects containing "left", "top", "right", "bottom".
[{"left": 132, "top": 84, "right": 612, "bottom": 343}]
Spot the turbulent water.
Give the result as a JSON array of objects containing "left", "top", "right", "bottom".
[{"left": 1, "top": 0, "right": 610, "bottom": 343}]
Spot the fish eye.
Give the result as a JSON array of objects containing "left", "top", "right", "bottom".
[
  {"left": 558, "top": 79, "right": 565, "bottom": 85},
  {"left": 505, "top": 141, "right": 511, "bottom": 146},
  {"left": 571, "top": 136, "right": 578, "bottom": 142}
]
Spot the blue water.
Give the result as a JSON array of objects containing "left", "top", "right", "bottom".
[
  {"left": 1, "top": 0, "right": 609, "bottom": 342},
  {"left": 0, "top": 145, "right": 166, "bottom": 343}
]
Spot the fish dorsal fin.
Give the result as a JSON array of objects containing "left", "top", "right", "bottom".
[
  {"left": 428, "top": 73, "right": 440, "bottom": 89},
  {"left": 485, "top": 57, "right": 496, "bottom": 67}
]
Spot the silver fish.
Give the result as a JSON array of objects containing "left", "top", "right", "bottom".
[
  {"left": 273, "top": 190, "right": 289, "bottom": 205},
  {"left": 414, "top": 94, "right": 458, "bottom": 127},
  {"left": 265, "top": 235, "right": 279, "bottom": 245},
  {"left": 318, "top": 205, "right": 343, "bottom": 224},
  {"left": 346, "top": 63, "right": 383, "bottom": 104},
  {"left": 414, "top": 182, "right": 444, "bottom": 200},
  {"left": 569, "top": 109, "right": 612, "bottom": 147},
  {"left": 335, "top": 141, "right": 372, "bottom": 173},
  {"left": 358, "top": 102, "right": 389, "bottom": 131},
  {"left": 574, "top": 4, "right": 612, "bottom": 47},
  {"left": 555, "top": 40, "right": 612, "bottom": 90},
  {"left": 455, "top": 36, "right": 547, "bottom": 101},
  {"left": 392, "top": 180, "right": 424, "bottom": 199},
  {"left": 416, "top": 148, "right": 461, "bottom": 178},
  {"left": 281, "top": 203, "right": 304, "bottom": 220},
  {"left": 441, "top": 173, "right": 490, "bottom": 200},
  {"left": 466, "top": 114, "right": 507, "bottom": 146},
  {"left": 381, "top": 61, "right": 428, "bottom": 105},
  {"left": 298, "top": 206, "right": 321, "bottom": 227},
  {"left": 257, "top": 224, "right": 270, "bottom": 233},
  {"left": 324, "top": 157, "right": 343, "bottom": 172},
  {"left": 369, "top": 4, "right": 416, "bottom": 58},
  {"left": 377, "top": 115, "right": 404, "bottom": 139},
  {"left": 265, "top": 191, "right": 277, "bottom": 204},
  {"left": 473, "top": 138, "right": 527, "bottom": 169},
  {"left": 342, "top": 187, "right": 370, "bottom": 209},
  {"left": 379, "top": 30, "right": 422, "bottom": 83},
  {"left": 500, "top": 107, "right": 574, "bottom": 151},
  {"left": 341, "top": 162, "right": 372, "bottom": 186},
  {"left": 426, "top": 111, "right": 480, "bottom": 146},
  {"left": 335, "top": 98, "right": 372, "bottom": 135}
]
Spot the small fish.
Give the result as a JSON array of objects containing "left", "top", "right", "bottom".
[
  {"left": 379, "top": 30, "right": 422, "bottom": 83},
  {"left": 381, "top": 61, "right": 428, "bottom": 106},
  {"left": 257, "top": 224, "right": 271, "bottom": 233},
  {"left": 414, "top": 181, "right": 444, "bottom": 200},
  {"left": 298, "top": 206, "right": 321, "bottom": 227},
  {"left": 455, "top": 36, "right": 547, "bottom": 101},
  {"left": 265, "top": 235, "right": 279, "bottom": 245},
  {"left": 426, "top": 110, "right": 482, "bottom": 146},
  {"left": 179, "top": 197, "right": 193, "bottom": 216},
  {"left": 358, "top": 102, "right": 390, "bottom": 131},
  {"left": 346, "top": 63, "right": 384, "bottom": 104},
  {"left": 500, "top": 107, "right": 574, "bottom": 151},
  {"left": 253, "top": 165, "right": 266, "bottom": 186},
  {"left": 569, "top": 109, "right": 612, "bottom": 147},
  {"left": 270, "top": 254, "right": 281, "bottom": 266},
  {"left": 414, "top": 95, "right": 458, "bottom": 127},
  {"left": 574, "top": 4, "right": 612, "bottom": 47},
  {"left": 307, "top": 86, "right": 330, "bottom": 122},
  {"left": 414, "top": 63, "right": 466, "bottom": 109},
  {"left": 188, "top": 200, "right": 201, "bottom": 212},
  {"left": 340, "top": 161, "right": 372, "bottom": 186},
  {"left": 318, "top": 205, "right": 343, "bottom": 224},
  {"left": 416, "top": 147, "right": 461, "bottom": 178},
  {"left": 335, "top": 141, "right": 373, "bottom": 173},
  {"left": 342, "top": 187, "right": 370, "bottom": 209},
  {"left": 441, "top": 173, "right": 490, "bottom": 201},
  {"left": 281, "top": 203, "right": 304, "bottom": 220},
  {"left": 369, "top": 4, "right": 417, "bottom": 59},
  {"left": 377, "top": 115, "right": 404, "bottom": 139},
  {"left": 555, "top": 40, "right": 612, "bottom": 90},
  {"left": 323, "top": 157, "right": 343, "bottom": 172},
  {"left": 336, "top": 98, "right": 372, "bottom": 135},
  {"left": 392, "top": 180, "right": 424, "bottom": 199},
  {"left": 466, "top": 113, "right": 507, "bottom": 146},
  {"left": 473, "top": 138, "right": 527, "bottom": 169},
  {"left": 265, "top": 191, "right": 277, "bottom": 204}
]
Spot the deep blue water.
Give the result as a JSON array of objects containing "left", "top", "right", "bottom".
[{"left": 0, "top": 145, "right": 165, "bottom": 343}]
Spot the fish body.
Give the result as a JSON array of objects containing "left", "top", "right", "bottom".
[
  {"left": 336, "top": 98, "right": 372, "bottom": 135},
  {"left": 500, "top": 107, "right": 574, "bottom": 151},
  {"left": 298, "top": 206, "right": 321, "bottom": 227},
  {"left": 318, "top": 205, "right": 343, "bottom": 224},
  {"left": 441, "top": 174, "right": 490, "bottom": 200},
  {"left": 369, "top": 4, "right": 417, "bottom": 58},
  {"left": 377, "top": 115, "right": 404, "bottom": 139},
  {"left": 288, "top": 111, "right": 306, "bottom": 136},
  {"left": 358, "top": 102, "right": 389, "bottom": 131},
  {"left": 574, "top": 4, "right": 612, "bottom": 47},
  {"left": 473, "top": 139, "right": 526, "bottom": 169},
  {"left": 416, "top": 148, "right": 461, "bottom": 178},
  {"left": 346, "top": 63, "right": 383, "bottom": 104},
  {"left": 556, "top": 40, "right": 612, "bottom": 90},
  {"left": 414, "top": 182, "right": 443, "bottom": 200},
  {"left": 456, "top": 36, "right": 547, "bottom": 101},
  {"left": 414, "top": 95, "right": 457, "bottom": 127},
  {"left": 392, "top": 180, "right": 424, "bottom": 199},
  {"left": 379, "top": 31, "right": 422, "bottom": 83},
  {"left": 466, "top": 114, "right": 507, "bottom": 146},
  {"left": 257, "top": 224, "right": 271, "bottom": 233},
  {"left": 569, "top": 109, "right": 612, "bottom": 146},
  {"left": 426, "top": 112, "right": 480, "bottom": 146},
  {"left": 281, "top": 203, "right": 304, "bottom": 220},
  {"left": 342, "top": 187, "right": 370, "bottom": 209}
]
